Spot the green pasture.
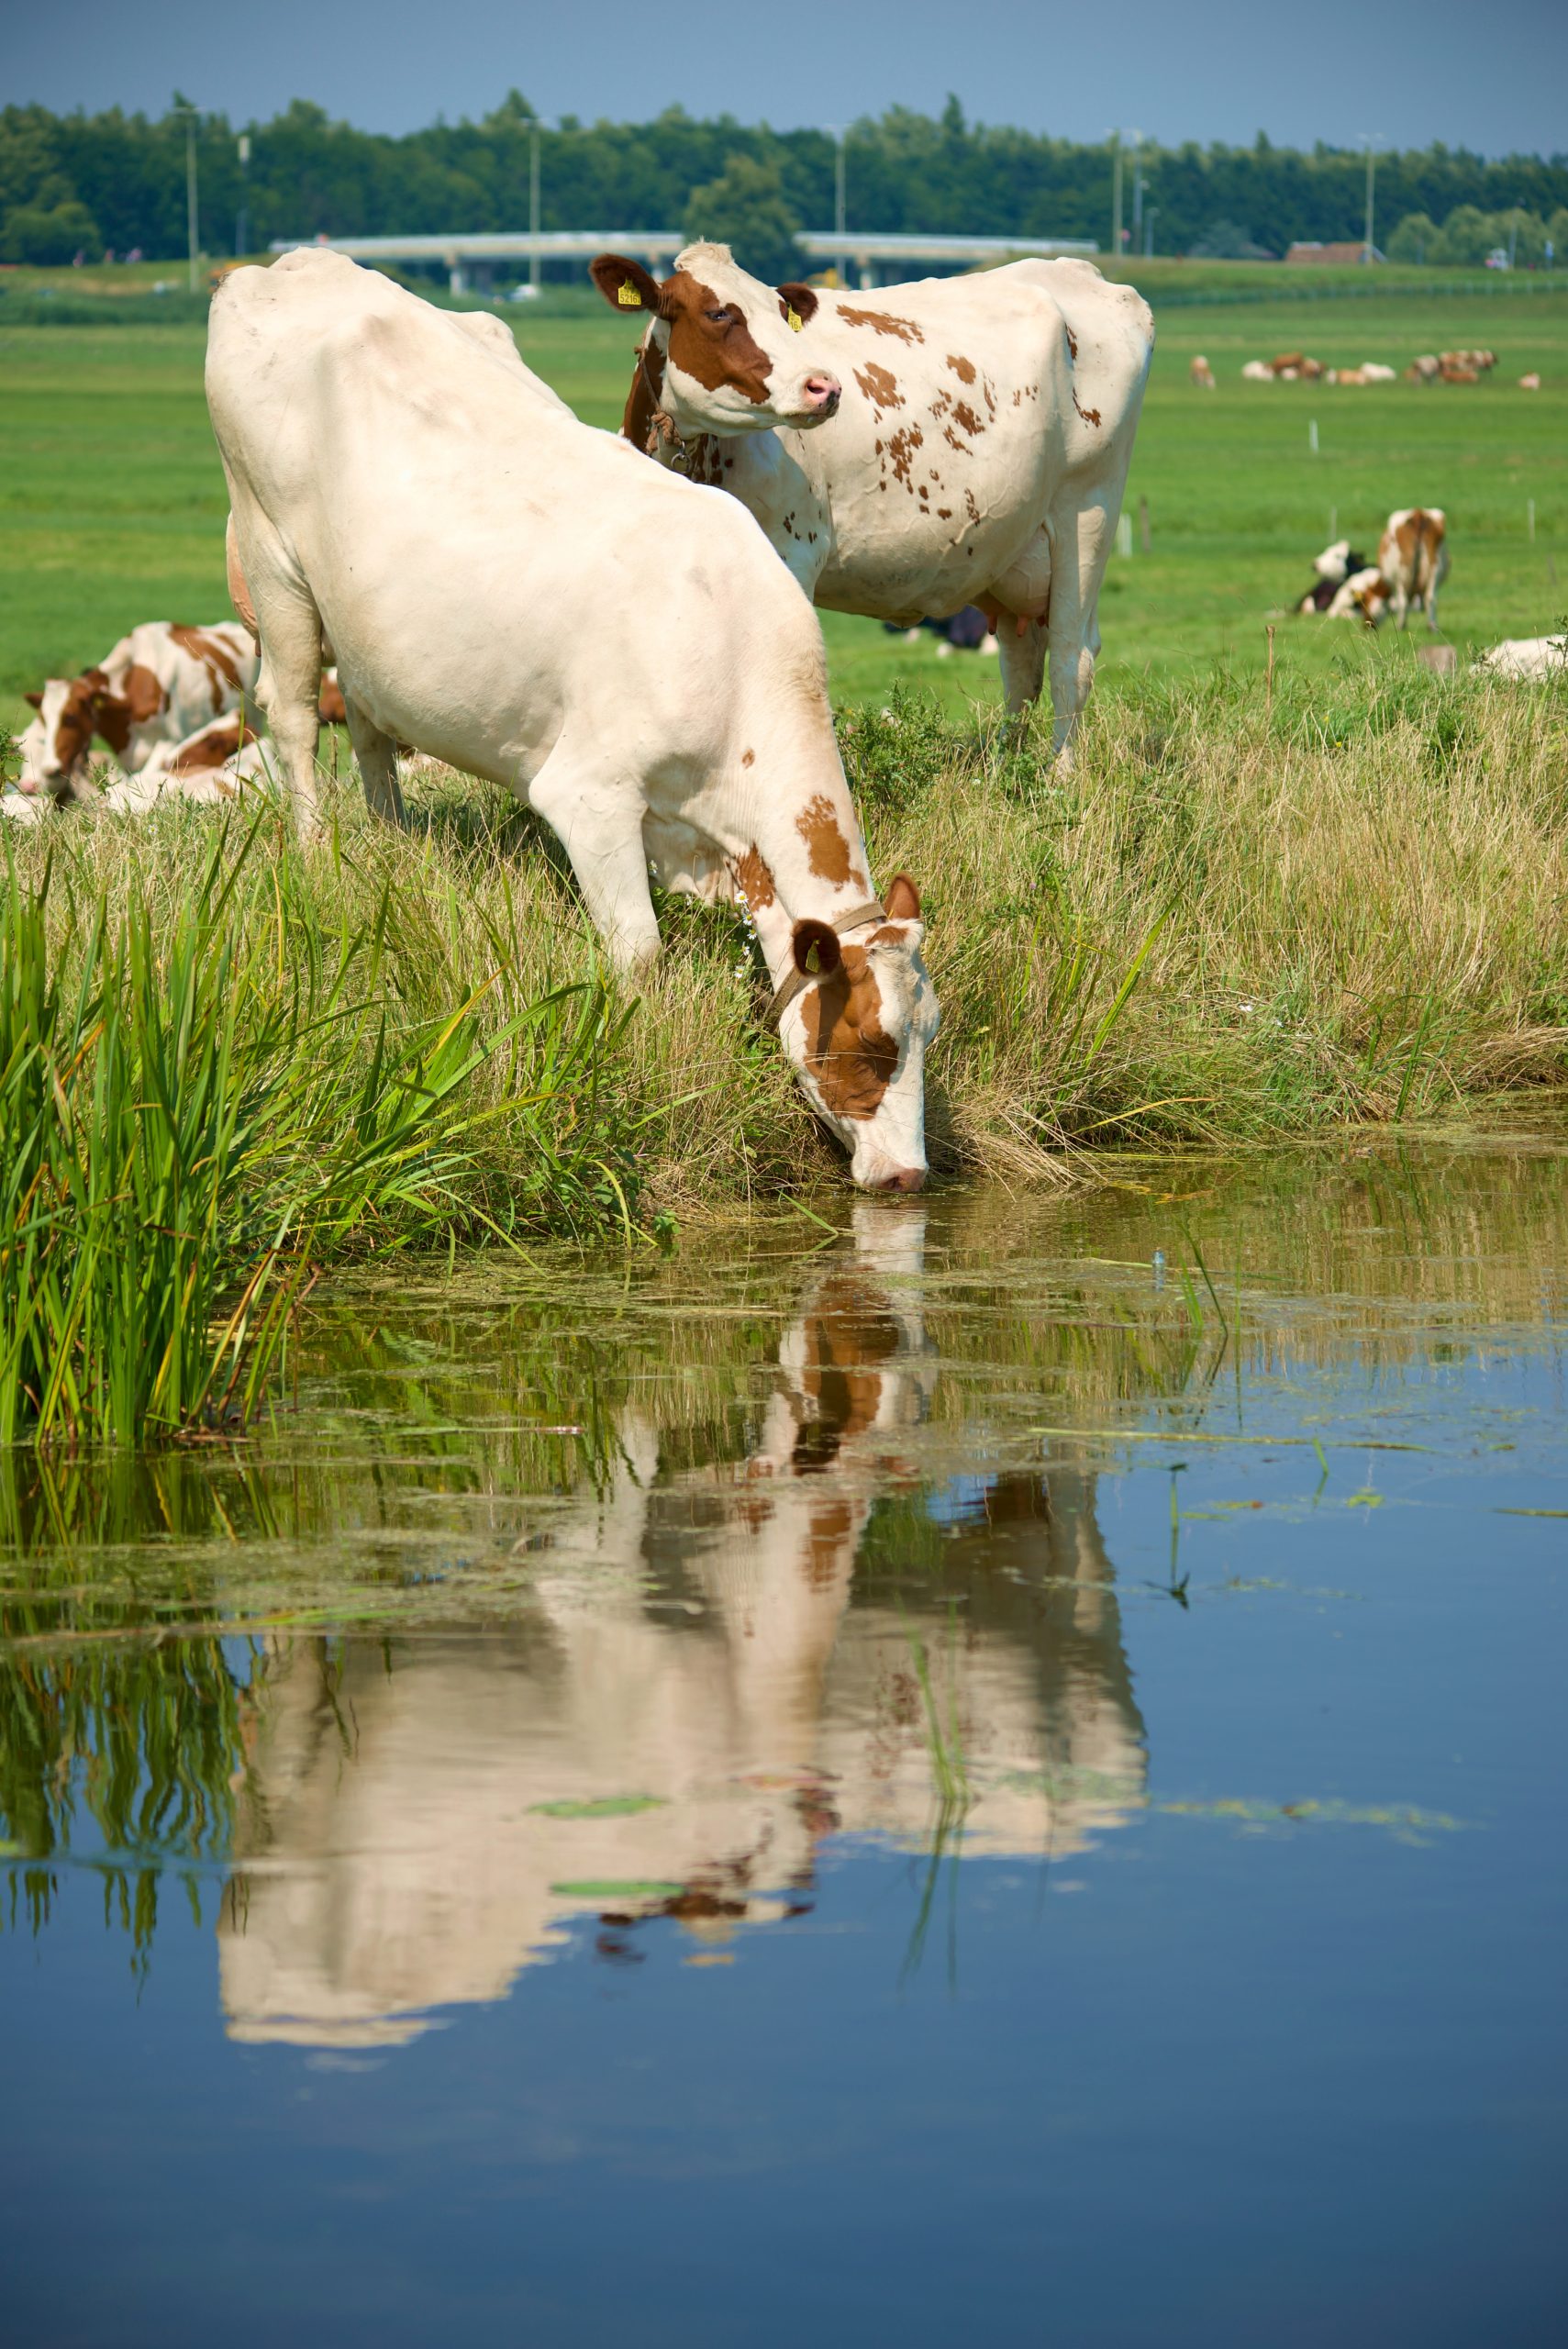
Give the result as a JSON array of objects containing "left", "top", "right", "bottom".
[{"left": 3, "top": 277, "right": 1565, "bottom": 738}]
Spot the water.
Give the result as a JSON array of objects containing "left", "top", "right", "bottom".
[{"left": 3, "top": 1144, "right": 1565, "bottom": 2346}]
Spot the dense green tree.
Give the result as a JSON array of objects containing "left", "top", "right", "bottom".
[{"left": 683, "top": 152, "right": 803, "bottom": 283}]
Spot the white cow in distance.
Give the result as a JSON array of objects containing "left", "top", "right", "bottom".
[
  {"left": 1474, "top": 635, "right": 1567, "bottom": 681},
  {"left": 592, "top": 241, "right": 1153, "bottom": 751},
  {"left": 17, "top": 621, "right": 260, "bottom": 801},
  {"left": 207, "top": 249, "right": 939, "bottom": 1192}
]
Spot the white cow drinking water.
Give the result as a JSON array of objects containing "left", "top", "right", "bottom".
[{"left": 206, "top": 250, "right": 939, "bottom": 1192}]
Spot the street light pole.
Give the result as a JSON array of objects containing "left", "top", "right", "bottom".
[
  {"left": 235, "top": 130, "right": 250, "bottom": 259},
  {"left": 1361, "top": 135, "right": 1381, "bottom": 265},
  {"left": 832, "top": 125, "right": 847, "bottom": 285},
  {"left": 174, "top": 106, "right": 202, "bottom": 292},
  {"left": 529, "top": 119, "right": 541, "bottom": 295}
]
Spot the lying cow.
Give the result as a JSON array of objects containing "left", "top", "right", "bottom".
[
  {"left": 208, "top": 249, "right": 939, "bottom": 1191},
  {"left": 1240, "top": 359, "right": 1274, "bottom": 383},
  {"left": 1473, "top": 635, "right": 1567, "bottom": 682},
  {"left": 591, "top": 241, "right": 1153, "bottom": 752},
  {"left": 1323, "top": 567, "right": 1393, "bottom": 628},
  {"left": 1377, "top": 507, "right": 1449, "bottom": 631},
  {"left": 17, "top": 620, "right": 261, "bottom": 800},
  {"left": 3, "top": 714, "right": 274, "bottom": 826},
  {"left": 1295, "top": 539, "right": 1370, "bottom": 614}
]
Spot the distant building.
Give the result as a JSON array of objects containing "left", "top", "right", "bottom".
[{"left": 1285, "top": 240, "right": 1385, "bottom": 265}]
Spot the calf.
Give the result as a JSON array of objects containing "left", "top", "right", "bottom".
[
  {"left": 1295, "top": 539, "right": 1369, "bottom": 615},
  {"left": 592, "top": 241, "right": 1152, "bottom": 752},
  {"left": 17, "top": 621, "right": 260, "bottom": 800},
  {"left": 1377, "top": 507, "right": 1449, "bottom": 631},
  {"left": 208, "top": 250, "right": 940, "bottom": 1191},
  {"left": 1324, "top": 567, "right": 1393, "bottom": 629}
]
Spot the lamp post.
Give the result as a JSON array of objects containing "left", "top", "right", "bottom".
[
  {"left": 529, "top": 117, "right": 542, "bottom": 295},
  {"left": 172, "top": 105, "right": 201, "bottom": 291},
  {"left": 828, "top": 124, "right": 847, "bottom": 286},
  {"left": 235, "top": 130, "right": 250, "bottom": 259},
  {"left": 1361, "top": 134, "right": 1382, "bottom": 265}
]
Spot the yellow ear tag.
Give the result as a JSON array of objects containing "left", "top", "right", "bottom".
[
  {"left": 617, "top": 282, "right": 642, "bottom": 307},
  {"left": 787, "top": 308, "right": 803, "bottom": 332}
]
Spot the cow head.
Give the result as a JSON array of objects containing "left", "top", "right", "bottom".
[
  {"left": 776, "top": 877, "right": 939, "bottom": 1194},
  {"left": 17, "top": 672, "right": 107, "bottom": 797},
  {"left": 591, "top": 241, "right": 841, "bottom": 438}
]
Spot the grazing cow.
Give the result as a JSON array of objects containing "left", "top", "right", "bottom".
[
  {"left": 1474, "top": 635, "right": 1567, "bottom": 682},
  {"left": 1240, "top": 359, "right": 1273, "bottom": 383},
  {"left": 208, "top": 250, "right": 939, "bottom": 1192},
  {"left": 1190, "top": 354, "right": 1215, "bottom": 388},
  {"left": 1270, "top": 351, "right": 1323, "bottom": 379},
  {"left": 17, "top": 620, "right": 261, "bottom": 800},
  {"left": 1295, "top": 538, "right": 1369, "bottom": 614},
  {"left": 1377, "top": 507, "right": 1449, "bottom": 630},
  {"left": 592, "top": 242, "right": 1153, "bottom": 751},
  {"left": 1406, "top": 354, "right": 1441, "bottom": 384}
]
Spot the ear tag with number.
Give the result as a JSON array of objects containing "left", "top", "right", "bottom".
[
  {"left": 617, "top": 282, "right": 642, "bottom": 307},
  {"left": 787, "top": 308, "right": 803, "bottom": 332}
]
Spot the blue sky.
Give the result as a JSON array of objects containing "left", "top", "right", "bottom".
[{"left": 10, "top": 0, "right": 1566, "bottom": 155}]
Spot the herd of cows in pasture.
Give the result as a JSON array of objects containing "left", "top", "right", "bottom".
[
  {"left": 1195, "top": 346, "right": 1541, "bottom": 389},
  {"left": 6, "top": 246, "right": 1566, "bottom": 1186}
]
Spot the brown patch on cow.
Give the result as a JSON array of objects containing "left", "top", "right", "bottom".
[
  {"left": 122, "top": 663, "right": 168, "bottom": 724},
  {"left": 1073, "top": 390, "right": 1102, "bottom": 428},
  {"left": 852, "top": 362, "right": 903, "bottom": 414},
  {"left": 806, "top": 1500, "right": 856, "bottom": 1582},
  {"left": 732, "top": 842, "right": 775, "bottom": 909},
  {"left": 740, "top": 747, "right": 755, "bottom": 768},
  {"left": 839, "top": 306, "right": 924, "bottom": 344},
  {"left": 946, "top": 352, "right": 976, "bottom": 384},
  {"left": 1064, "top": 325, "right": 1078, "bottom": 361},
  {"left": 936, "top": 507, "right": 952, "bottom": 520},
  {"left": 964, "top": 487, "right": 980, "bottom": 526},
  {"left": 802, "top": 946, "right": 897, "bottom": 1122},
  {"left": 983, "top": 378, "right": 996, "bottom": 418},
  {"left": 942, "top": 424, "right": 969, "bottom": 454},
  {"left": 167, "top": 717, "right": 255, "bottom": 777},
  {"left": 886, "top": 423, "right": 924, "bottom": 490},
  {"left": 951, "top": 400, "right": 984, "bottom": 436},
  {"left": 795, "top": 793, "right": 866, "bottom": 889},
  {"left": 929, "top": 387, "right": 952, "bottom": 421},
  {"left": 662, "top": 273, "right": 773, "bottom": 405},
  {"left": 620, "top": 336, "right": 666, "bottom": 451},
  {"left": 169, "top": 624, "right": 244, "bottom": 709},
  {"left": 53, "top": 672, "right": 107, "bottom": 767}
]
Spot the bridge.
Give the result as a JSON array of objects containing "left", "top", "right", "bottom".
[{"left": 270, "top": 228, "right": 1099, "bottom": 295}]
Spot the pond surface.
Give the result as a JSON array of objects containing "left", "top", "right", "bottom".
[{"left": 3, "top": 1143, "right": 1566, "bottom": 2346}]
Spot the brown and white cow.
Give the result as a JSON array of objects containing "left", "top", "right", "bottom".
[
  {"left": 17, "top": 621, "right": 261, "bottom": 800},
  {"left": 1377, "top": 507, "right": 1449, "bottom": 630},
  {"left": 208, "top": 249, "right": 939, "bottom": 1191},
  {"left": 592, "top": 242, "right": 1153, "bottom": 751},
  {"left": 1324, "top": 566, "right": 1394, "bottom": 628},
  {"left": 1189, "top": 354, "right": 1216, "bottom": 388}
]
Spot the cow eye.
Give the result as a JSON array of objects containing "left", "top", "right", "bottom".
[{"left": 705, "top": 306, "right": 732, "bottom": 325}]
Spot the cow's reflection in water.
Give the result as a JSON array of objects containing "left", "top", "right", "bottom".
[{"left": 219, "top": 1208, "right": 1146, "bottom": 2045}]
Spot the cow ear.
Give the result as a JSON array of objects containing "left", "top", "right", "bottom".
[
  {"left": 778, "top": 283, "right": 818, "bottom": 330},
  {"left": 590, "top": 254, "right": 663, "bottom": 315},
  {"left": 792, "top": 918, "right": 842, "bottom": 978},
  {"left": 23, "top": 691, "right": 42, "bottom": 709},
  {"left": 884, "top": 874, "right": 921, "bottom": 920}
]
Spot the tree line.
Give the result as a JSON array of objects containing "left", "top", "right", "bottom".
[{"left": 3, "top": 89, "right": 1565, "bottom": 280}]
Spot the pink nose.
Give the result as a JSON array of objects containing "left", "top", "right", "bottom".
[
  {"left": 804, "top": 375, "right": 841, "bottom": 409},
  {"left": 873, "top": 1167, "right": 926, "bottom": 1194}
]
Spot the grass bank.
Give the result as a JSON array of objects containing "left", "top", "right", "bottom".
[{"left": 5, "top": 653, "right": 1567, "bottom": 1252}]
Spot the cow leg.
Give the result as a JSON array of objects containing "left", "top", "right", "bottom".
[
  {"left": 995, "top": 619, "right": 1048, "bottom": 718},
  {"left": 233, "top": 525, "right": 325, "bottom": 838},
  {"left": 1392, "top": 584, "right": 1410, "bottom": 631},
  {"left": 526, "top": 752, "right": 661, "bottom": 976},
  {"left": 1045, "top": 499, "right": 1112, "bottom": 762},
  {"left": 341, "top": 691, "right": 407, "bottom": 828},
  {"left": 1424, "top": 578, "right": 1440, "bottom": 632}
]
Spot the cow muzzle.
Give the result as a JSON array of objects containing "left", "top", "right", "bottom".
[{"left": 793, "top": 374, "right": 842, "bottom": 424}]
